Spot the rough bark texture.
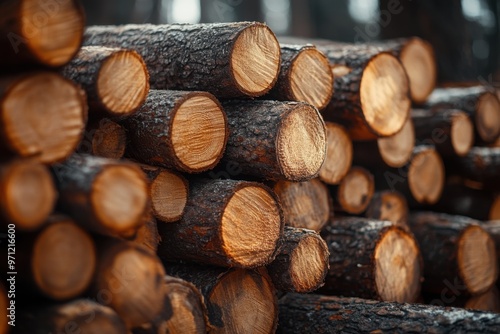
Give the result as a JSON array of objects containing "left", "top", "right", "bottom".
[
  {"left": 157, "top": 179, "right": 284, "bottom": 268},
  {"left": 277, "top": 293, "right": 500, "bottom": 334},
  {"left": 266, "top": 227, "right": 329, "bottom": 293},
  {"left": 84, "top": 22, "right": 279, "bottom": 98},
  {"left": 452, "top": 147, "right": 500, "bottom": 188}
]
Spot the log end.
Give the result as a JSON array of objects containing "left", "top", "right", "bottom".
[
  {"left": 377, "top": 117, "right": 415, "bottom": 168},
  {"left": 150, "top": 169, "right": 188, "bottom": 222},
  {"left": 366, "top": 191, "right": 409, "bottom": 228},
  {"left": 360, "top": 53, "right": 410, "bottom": 137},
  {"left": 92, "top": 119, "right": 127, "bottom": 159},
  {"left": 337, "top": 167, "right": 374, "bottom": 214},
  {"left": 408, "top": 147, "right": 445, "bottom": 204},
  {"left": 277, "top": 104, "right": 326, "bottom": 181},
  {"left": 290, "top": 48, "right": 333, "bottom": 110},
  {"left": 451, "top": 111, "right": 474, "bottom": 156},
  {"left": 476, "top": 92, "right": 500, "bottom": 143},
  {"left": 171, "top": 93, "right": 228, "bottom": 173},
  {"left": 465, "top": 287, "right": 500, "bottom": 313},
  {"left": 458, "top": 225, "right": 498, "bottom": 295},
  {"left": 400, "top": 38, "right": 437, "bottom": 103},
  {"left": 490, "top": 196, "right": 500, "bottom": 220},
  {"left": 231, "top": 23, "right": 281, "bottom": 97},
  {"left": 374, "top": 227, "right": 421, "bottom": 303},
  {"left": 319, "top": 123, "right": 353, "bottom": 185},
  {"left": 32, "top": 219, "right": 96, "bottom": 300}
]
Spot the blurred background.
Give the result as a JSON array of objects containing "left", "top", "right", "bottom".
[{"left": 82, "top": 0, "right": 500, "bottom": 83}]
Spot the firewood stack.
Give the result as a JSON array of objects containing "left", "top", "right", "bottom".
[{"left": 2, "top": 1, "right": 500, "bottom": 333}]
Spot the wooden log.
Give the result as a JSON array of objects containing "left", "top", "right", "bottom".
[
  {"left": 321, "top": 218, "right": 422, "bottom": 302},
  {"left": 374, "top": 146, "right": 445, "bottom": 205},
  {"left": 0, "top": 159, "right": 56, "bottom": 231},
  {"left": 318, "top": 122, "right": 353, "bottom": 185},
  {"left": 273, "top": 179, "right": 332, "bottom": 232},
  {"left": 371, "top": 37, "right": 437, "bottom": 103},
  {"left": 0, "top": 283, "right": 8, "bottom": 334},
  {"left": 408, "top": 212, "right": 498, "bottom": 295},
  {"left": 61, "top": 46, "right": 150, "bottom": 118},
  {"left": 18, "top": 215, "right": 96, "bottom": 300},
  {"left": 452, "top": 147, "right": 500, "bottom": 188},
  {"left": 0, "top": 0, "right": 84, "bottom": 68},
  {"left": 353, "top": 116, "right": 415, "bottom": 168},
  {"left": 482, "top": 220, "right": 500, "bottom": 281},
  {"left": 128, "top": 214, "right": 160, "bottom": 253},
  {"left": 365, "top": 190, "right": 409, "bottom": 229},
  {"left": 133, "top": 276, "right": 209, "bottom": 334},
  {"left": 122, "top": 90, "right": 228, "bottom": 173},
  {"left": 267, "top": 44, "right": 333, "bottom": 110},
  {"left": 425, "top": 87, "right": 500, "bottom": 144},
  {"left": 92, "top": 239, "right": 166, "bottom": 329},
  {"left": 52, "top": 154, "right": 149, "bottom": 238},
  {"left": 157, "top": 179, "right": 283, "bottom": 268},
  {"left": 266, "top": 227, "right": 329, "bottom": 293},
  {"left": 139, "top": 164, "right": 188, "bottom": 223},
  {"left": 84, "top": 22, "right": 281, "bottom": 98},
  {"left": 16, "top": 299, "right": 127, "bottom": 334},
  {"left": 77, "top": 118, "right": 127, "bottom": 159},
  {"left": 165, "top": 264, "right": 278, "bottom": 334},
  {"left": 0, "top": 72, "right": 87, "bottom": 163},
  {"left": 221, "top": 100, "right": 326, "bottom": 181},
  {"left": 331, "top": 167, "right": 374, "bottom": 214},
  {"left": 277, "top": 293, "right": 500, "bottom": 333},
  {"left": 412, "top": 108, "right": 474, "bottom": 157},
  {"left": 425, "top": 286, "right": 500, "bottom": 313}
]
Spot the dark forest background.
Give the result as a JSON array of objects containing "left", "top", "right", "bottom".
[{"left": 81, "top": 0, "right": 500, "bottom": 84}]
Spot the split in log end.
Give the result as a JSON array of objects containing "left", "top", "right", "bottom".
[
  {"left": 408, "top": 148, "right": 445, "bottom": 204},
  {"left": 319, "top": 123, "right": 353, "bottom": 185},
  {"left": 337, "top": 167, "right": 374, "bottom": 214},
  {"left": 149, "top": 169, "right": 188, "bottom": 222},
  {"left": 92, "top": 119, "right": 127, "bottom": 159},
  {"left": 377, "top": 117, "right": 415, "bottom": 167},
  {"left": 476, "top": 92, "right": 500, "bottom": 143},
  {"left": 451, "top": 111, "right": 474, "bottom": 156}
]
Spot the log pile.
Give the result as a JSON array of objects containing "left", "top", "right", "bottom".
[{"left": 3, "top": 1, "right": 500, "bottom": 333}]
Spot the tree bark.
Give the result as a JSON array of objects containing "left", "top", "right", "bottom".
[{"left": 451, "top": 147, "right": 500, "bottom": 188}]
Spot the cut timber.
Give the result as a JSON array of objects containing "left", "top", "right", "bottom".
[
  {"left": 268, "top": 44, "right": 333, "bottom": 109},
  {"left": 78, "top": 119, "right": 127, "bottom": 159},
  {"left": 53, "top": 154, "right": 148, "bottom": 238},
  {"left": 318, "top": 43, "right": 411, "bottom": 139},
  {"left": 482, "top": 220, "right": 500, "bottom": 279},
  {"left": 319, "top": 122, "right": 353, "bottom": 185},
  {"left": 122, "top": 90, "right": 228, "bottom": 173},
  {"left": 0, "top": 283, "right": 7, "bottom": 334},
  {"left": 273, "top": 179, "right": 332, "bottom": 232},
  {"left": 0, "top": 72, "right": 87, "bottom": 163},
  {"left": 21, "top": 216, "right": 96, "bottom": 300},
  {"left": 412, "top": 108, "right": 474, "bottom": 157},
  {"left": 134, "top": 276, "right": 209, "bottom": 334},
  {"left": 321, "top": 218, "right": 421, "bottom": 302},
  {"left": 375, "top": 146, "right": 445, "bottom": 205},
  {"left": 139, "top": 164, "right": 188, "bottom": 222},
  {"left": 0, "top": 0, "right": 84, "bottom": 68},
  {"left": 353, "top": 116, "right": 415, "bottom": 168},
  {"left": 0, "top": 160, "right": 56, "bottom": 230},
  {"left": 221, "top": 100, "right": 326, "bottom": 181},
  {"left": 61, "top": 46, "right": 149, "bottom": 117},
  {"left": 93, "top": 239, "right": 166, "bottom": 329},
  {"left": 84, "top": 22, "right": 281, "bottom": 98},
  {"left": 331, "top": 167, "right": 374, "bottom": 214},
  {"left": 16, "top": 300, "right": 127, "bottom": 334},
  {"left": 466, "top": 287, "right": 500, "bottom": 313},
  {"left": 372, "top": 38, "right": 437, "bottom": 103},
  {"left": 453, "top": 147, "right": 500, "bottom": 187},
  {"left": 267, "top": 227, "right": 329, "bottom": 293},
  {"left": 158, "top": 179, "right": 283, "bottom": 268},
  {"left": 425, "top": 87, "right": 500, "bottom": 143},
  {"left": 365, "top": 191, "right": 409, "bottom": 229},
  {"left": 165, "top": 265, "right": 278, "bottom": 334},
  {"left": 408, "top": 212, "right": 498, "bottom": 295},
  {"left": 277, "top": 293, "right": 500, "bottom": 333},
  {"left": 128, "top": 214, "right": 161, "bottom": 253}
]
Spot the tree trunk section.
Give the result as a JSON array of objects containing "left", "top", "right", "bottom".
[
  {"left": 451, "top": 147, "right": 500, "bottom": 189},
  {"left": 330, "top": 167, "right": 374, "bottom": 215},
  {"left": 77, "top": 118, "right": 127, "bottom": 159},
  {"left": 318, "top": 122, "right": 353, "bottom": 185},
  {"left": 365, "top": 190, "right": 409, "bottom": 230}
]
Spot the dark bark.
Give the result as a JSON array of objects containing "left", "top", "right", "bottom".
[{"left": 451, "top": 147, "right": 500, "bottom": 188}]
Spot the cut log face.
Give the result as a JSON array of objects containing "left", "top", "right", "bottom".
[
  {"left": 91, "top": 119, "right": 127, "bottom": 159},
  {"left": 0, "top": 72, "right": 87, "bottom": 163},
  {"left": 32, "top": 218, "right": 96, "bottom": 300},
  {"left": 408, "top": 147, "right": 445, "bottom": 204},
  {"left": 273, "top": 179, "right": 332, "bottom": 232},
  {"left": 366, "top": 191, "right": 409, "bottom": 228},
  {"left": 491, "top": 197, "right": 500, "bottom": 220},
  {"left": 0, "top": 160, "right": 56, "bottom": 230},
  {"left": 477, "top": 92, "right": 500, "bottom": 143},
  {"left": 466, "top": 286, "right": 500, "bottom": 313},
  {"left": 319, "top": 122, "right": 353, "bottom": 185},
  {"left": 336, "top": 167, "right": 374, "bottom": 214},
  {"left": 377, "top": 117, "right": 415, "bottom": 167},
  {"left": 451, "top": 112, "right": 474, "bottom": 156}
]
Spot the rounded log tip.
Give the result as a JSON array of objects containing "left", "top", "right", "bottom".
[
  {"left": 1, "top": 160, "right": 56, "bottom": 230},
  {"left": 150, "top": 169, "right": 188, "bottom": 222},
  {"left": 32, "top": 220, "right": 96, "bottom": 300},
  {"left": 458, "top": 225, "right": 498, "bottom": 295},
  {"left": 476, "top": 92, "right": 500, "bottom": 143},
  {"left": 366, "top": 191, "right": 408, "bottom": 227},
  {"left": 2, "top": 72, "right": 86, "bottom": 163},
  {"left": 290, "top": 48, "right": 333, "bottom": 110},
  {"left": 171, "top": 93, "right": 228, "bottom": 172},
  {"left": 319, "top": 123, "right": 353, "bottom": 185},
  {"left": 400, "top": 38, "right": 437, "bottom": 103},
  {"left": 21, "top": 0, "right": 84, "bottom": 67},
  {"left": 97, "top": 50, "right": 150, "bottom": 115},
  {"left": 451, "top": 111, "right": 474, "bottom": 156},
  {"left": 221, "top": 185, "right": 282, "bottom": 267},
  {"left": 231, "top": 23, "right": 281, "bottom": 97},
  {"left": 92, "top": 119, "right": 127, "bottom": 159},
  {"left": 360, "top": 53, "right": 411, "bottom": 137},
  {"left": 377, "top": 117, "right": 415, "bottom": 168},
  {"left": 277, "top": 104, "right": 326, "bottom": 181},
  {"left": 408, "top": 147, "right": 445, "bottom": 204},
  {"left": 338, "top": 167, "right": 374, "bottom": 214},
  {"left": 375, "top": 227, "right": 421, "bottom": 303}
]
